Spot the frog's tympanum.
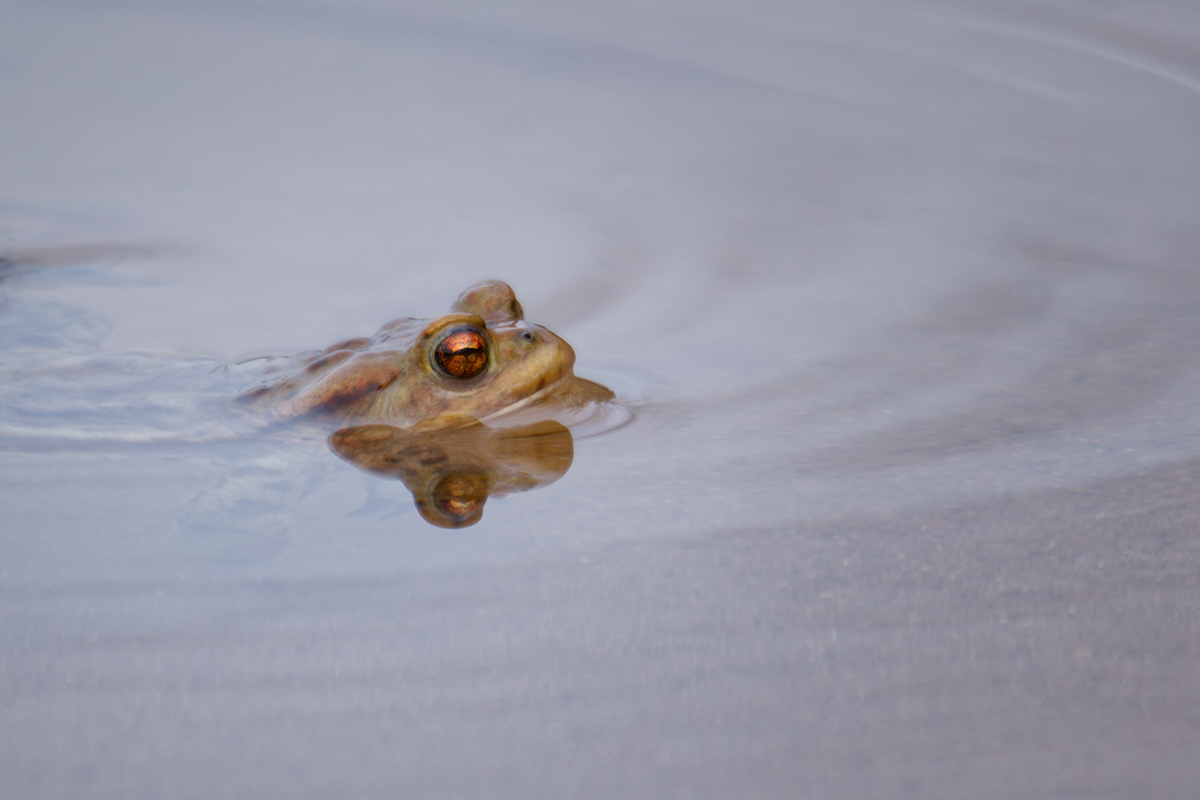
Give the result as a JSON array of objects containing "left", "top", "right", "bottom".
[{"left": 240, "top": 280, "right": 614, "bottom": 527}]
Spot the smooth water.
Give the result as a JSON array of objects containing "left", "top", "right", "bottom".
[{"left": 3, "top": 0, "right": 1200, "bottom": 797}]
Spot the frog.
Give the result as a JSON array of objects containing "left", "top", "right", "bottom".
[{"left": 239, "top": 280, "right": 614, "bottom": 430}]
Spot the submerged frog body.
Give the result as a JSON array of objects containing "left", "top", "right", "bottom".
[{"left": 240, "top": 280, "right": 613, "bottom": 428}]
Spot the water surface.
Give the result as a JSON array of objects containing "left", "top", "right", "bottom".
[{"left": 2, "top": 0, "right": 1200, "bottom": 797}]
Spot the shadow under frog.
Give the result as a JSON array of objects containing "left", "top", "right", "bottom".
[{"left": 230, "top": 279, "right": 616, "bottom": 528}]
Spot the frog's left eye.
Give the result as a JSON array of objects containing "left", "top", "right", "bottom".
[{"left": 433, "top": 327, "right": 488, "bottom": 379}]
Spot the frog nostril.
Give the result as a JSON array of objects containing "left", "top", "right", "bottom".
[{"left": 521, "top": 331, "right": 535, "bottom": 342}]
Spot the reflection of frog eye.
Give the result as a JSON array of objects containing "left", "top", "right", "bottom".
[
  {"left": 430, "top": 470, "right": 492, "bottom": 525},
  {"left": 434, "top": 327, "right": 489, "bottom": 379}
]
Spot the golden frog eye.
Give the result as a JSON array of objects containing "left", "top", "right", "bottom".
[{"left": 433, "top": 327, "right": 488, "bottom": 379}]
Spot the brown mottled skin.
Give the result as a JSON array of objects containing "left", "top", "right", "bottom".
[{"left": 240, "top": 280, "right": 613, "bottom": 428}]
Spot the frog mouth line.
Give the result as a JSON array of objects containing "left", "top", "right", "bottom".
[{"left": 476, "top": 380, "right": 563, "bottom": 424}]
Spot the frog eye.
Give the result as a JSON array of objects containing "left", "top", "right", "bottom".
[{"left": 433, "top": 327, "right": 489, "bottom": 379}]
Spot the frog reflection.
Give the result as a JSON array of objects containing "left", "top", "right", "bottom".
[{"left": 329, "top": 419, "right": 573, "bottom": 528}]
